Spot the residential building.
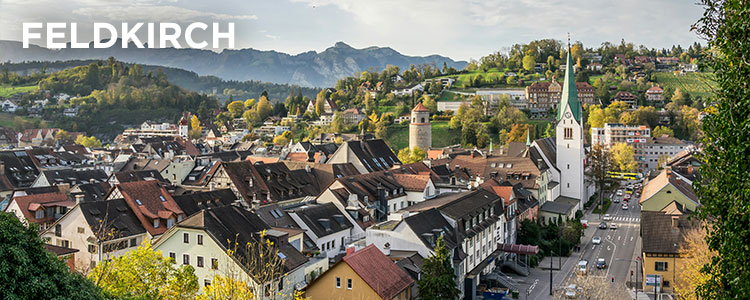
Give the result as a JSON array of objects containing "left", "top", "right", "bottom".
[
  {"left": 1, "top": 99, "right": 19, "bottom": 112},
  {"left": 646, "top": 86, "right": 664, "bottom": 102},
  {"left": 340, "top": 108, "right": 366, "bottom": 125},
  {"left": 122, "top": 121, "right": 181, "bottom": 138},
  {"left": 612, "top": 91, "right": 638, "bottom": 108},
  {"left": 288, "top": 202, "right": 354, "bottom": 259},
  {"left": 641, "top": 202, "right": 697, "bottom": 293},
  {"left": 305, "top": 244, "right": 414, "bottom": 300},
  {"left": 326, "top": 139, "right": 401, "bottom": 174},
  {"left": 32, "top": 168, "right": 108, "bottom": 187},
  {"left": 104, "top": 180, "right": 186, "bottom": 236},
  {"left": 591, "top": 123, "right": 651, "bottom": 168},
  {"left": 153, "top": 205, "right": 312, "bottom": 297},
  {"left": 5, "top": 191, "right": 73, "bottom": 230},
  {"left": 393, "top": 84, "right": 424, "bottom": 97},
  {"left": 639, "top": 168, "right": 700, "bottom": 212},
  {"left": 642, "top": 136, "right": 688, "bottom": 170},
  {"left": 525, "top": 80, "right": 596, "bottom": 109},
  {"left": 665, "top": 147, "right": 701, "bottom": 185}
]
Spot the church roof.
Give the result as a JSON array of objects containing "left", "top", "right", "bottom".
[
  {"left": 412, "top": 102, "right": 430, "bottom": 112},
  {"left": 557, "top": 49, "right": 582, "bottom": 122}
]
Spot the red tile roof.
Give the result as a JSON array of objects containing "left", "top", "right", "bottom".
[
  {"left": 412, "top": 102, "right": 430, "bottom": 112},
  {"left": 10, "top": 192, "right": 72, "bottom": 223},
  {"left": 342, "top": 245, "right": 414, "bottom": 299},
  {"left": 392, "top": 174, "right": 429, "bottom": 192},
  {"left": 491, "top": 186, "right": 515, "bottom": 206},
  {"left": 113, "top": 180, "right": 184, "bottom": 235}
]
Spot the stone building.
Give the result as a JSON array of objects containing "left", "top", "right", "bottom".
[{"left": 409, "top": 103, "right": 431, "bottom": 151}]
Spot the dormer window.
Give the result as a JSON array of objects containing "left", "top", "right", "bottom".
[
  {"left": 153, "top": 219, "right": 160, "bottom": 228},
  {"left": 35, "top": 210, "right": 44, "bottom": 219},
  {"left": 167, "top": 217, "right": 175, "bottom": 228}
]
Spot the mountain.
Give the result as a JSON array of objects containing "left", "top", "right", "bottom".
[{"left": 0, "top": 40, "right": 467, "bottom": 88}]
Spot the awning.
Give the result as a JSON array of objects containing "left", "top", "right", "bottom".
[{"left": 496, "top": 243, "right": 539, "bottom": 256}]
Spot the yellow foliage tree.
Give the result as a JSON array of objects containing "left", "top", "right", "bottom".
[
  {"left": 244, "top": 98, "right": 256, "bottom": 108},
  {"left": 75, "top": 135, "right": 102, "bottom": 148},
  {"left": 227, "top": 101, "right": 245, "bottom": 117},
  {"left": 611, "top": 143, "right": 638, "bottom": 172},
  {"left": 675, "top": 223, "right": 717, "bottom": 299},
  {"left": 505, "top": 124, "right": 532, "bottom": 145},
  {"left": 189, "top": 115, "right": 202, "bottom": 139},
  {"left": 398, "top": 146, "right": 426, "bottom": 164},
  {"left": 88, "top": 240, "right": 199, "bottom": 299},
  {"left": 197, "top": 275, "right": 254, "bottom": 300}
]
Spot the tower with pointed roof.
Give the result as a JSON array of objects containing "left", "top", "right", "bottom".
[
  {"left": 409, "top": 102, "right": 431, "bottom": 151},
  {"left": 555, "top": 40, "right": 586, "bottom": 203}
]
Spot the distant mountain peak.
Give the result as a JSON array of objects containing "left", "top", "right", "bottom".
[{"left": 333, "top": 41, "right": 353, "bottom": 49}]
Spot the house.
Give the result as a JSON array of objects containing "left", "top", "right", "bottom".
[
  {"left": 63, "top": 107, "right": 79, "bottom": 117},
  {"left": 665, "top": 147, "right": 701, "bottom": 185},
  {"left": 44, "top": 244, "right": 79, "bottom": 271},
  {"left": 0, "top": 150, "right": 40, "bottom": 197},
  {"left": 393, "top": 84, "right": 424, "bottom": 97},
  {"left": 41, "top": 198, "right": 149, "bottom": 271},
  {"left": 288, "top": 142, "right": 339, "bottom": 163},
  {"left": 587, "top": 63, "right": 603, "bottom": 71},
  {"left": 171, "top": 189, "right": 238, "bottom": 216},
  {"left": 103, "top": 180, "right": 186, "bottom": 236},
  {"left": 0, "top": 128, "right": 18, "bottom": 148},
  {"left": 340, "top": 108, "right": 366, "bottom": 125},
  {"left": 646, "top": 86, "right": 664, "bottom": 102},
  {"left": 612, "top": 91, "right": 638, "bottom": 109},
  {"left": 643, "top": 136, "right": 688, "bottom": 170},
  {"left": 18, "top": 128, "right": 61, "bottom": 147},
  {"left": 1, "top": 99, "right": 19, "bottom": 112},
  {"left": 152, "top": 205, "right": 313, "bottom": 295},
  {"left": 32, "top": 168, "right": 108, "bottom": 187},
  {"left": 316, "top": 113, "right": 334, "bottom": 126},
  {"left": 289, "top": 202, "right": 354, "bottom": 259},
  {"left": 4, "top": 191, "right": 73, "bottom": 230},
  {"left": 656, "top": 57, "right": 680, "bottom": 64},
  {"left": 394, "top": 114, "right": 410, "bottom": 124},
  {"left": 641, "top": 202, "right": 697, "bottom": 293},
  {"left": 306, "top": 98, "right": 337, "bottom": 115},
  {"left": 525, "top": 80, "right": 596, "bottom": 109},
  {"left": 639, "top": 168, "right": 699, "bottom": 212},
  {"left": 109, "top": 170, "right": 171, "bottom": 185},
  {"left": 326, "top": 139, "right": 401, "bottom": 174},
  {"left": 305, "top": 244, "right": 414, "bottom": 300},
  {"left": 481, "top": 180, "right": 518, "bottom": 245}
]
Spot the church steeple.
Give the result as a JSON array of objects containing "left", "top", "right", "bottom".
[
  {"left": 526, "top": 129, "right": 531, "bottom": 147},
  {"left": 557, "top": 39, "right": 582, "bottom": 122}
]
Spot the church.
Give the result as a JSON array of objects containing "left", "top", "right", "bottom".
[{"left": 530, "top": 47, "right": 593, "bottom": 224}]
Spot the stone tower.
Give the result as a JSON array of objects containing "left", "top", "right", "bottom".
[
  {"left": 179, "top": 112, "right": 189, "bottom": 138},
  {"left": 555, "top": 45, "right": 586, "bottom": 204},
  {"left": 409, "top": 102, "right": 431, "bottom": 151}
]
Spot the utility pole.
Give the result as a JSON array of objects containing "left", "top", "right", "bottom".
[{"left": 549, "top": 250, "right": 553, "bottom": 295}]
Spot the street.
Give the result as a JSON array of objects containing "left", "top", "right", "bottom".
[{"left": 515, "top": 180, "right": 643, "bottom": 300}]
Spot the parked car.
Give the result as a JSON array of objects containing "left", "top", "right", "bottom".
[
  {"left": 622, "top": 204, "right": 629, "bottom": 210},
  {"left": 578, "top": 260, "right": 588, "bottom": 275},
  {"left": 603, "top": 214, "right": 612, "bottom": 221},
  {"left": 596, "top": 258, "right": 607, "bottom": 269},
  {"left": 592, "top": 236, "right": 601, "bottom": 245},
  {"left": 599, "top": 222, "right": 608, "bottom": 229},
  {"left": 610, "top": 223, "right": 617, "bottom": 230},
  {"left": 613, "top": 197, "right": 620, "bottom": 203}
]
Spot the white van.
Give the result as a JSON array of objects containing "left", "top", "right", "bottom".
[{"left": 578, "top": 260, "right": 588, "bottom": 275}]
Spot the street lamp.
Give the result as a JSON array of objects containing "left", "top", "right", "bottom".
[{"left": 616, "top": 257, "right": 642, "bottom": 294}]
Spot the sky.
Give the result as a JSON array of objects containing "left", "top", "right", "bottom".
[{"left": 0, "top": 0, "right": 706, "bottom": 61}]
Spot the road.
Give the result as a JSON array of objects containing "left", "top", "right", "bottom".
[{"left": 521, "top": 180, "right": 643, "bottom": 300}]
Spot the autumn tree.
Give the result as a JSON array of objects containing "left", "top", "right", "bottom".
[
  {"left": 398, "top": 146, "right": 426, "bottom": 164},
  {"left": 418, "top": 236, "right": 460, "bottom": 300},
  {"left": 586, "top": 143, "right": 615, "bottom": 217},
  {"left": 422, "top": 95, "right": 438, "bottom": 114},
  {"left": 197, "top": 275, "right": 254, "bottom": 300},
  {"left": 314, "top": 91, "right": 327, "bottom": 116},
  {"left": 0, "top": 213, "right": 103, "bottom": 299},
  {"left": 75, "top": 135, "right": 102, "bottom": 148},
  {"left": 652, "top": 126, "right": 674, "bottom": 137},
  {"left": 244, "top": 98, "right": 256, "bottom": 108},
  {"left": 556, "top": 274, "right": 630, "bottom": 300},
  {"left": 522, "top": 54, "right": 536, "bottom": 72},
  {"left": 189, "top": 115, "right": 202, "bottom": 139},
  {"left": 505, "top": 124, "right": 532, "bottom": 144},
  {"left": 227, "top": 100, "right": 246, "bottom": 117},
  {"left": 693, "top": 1, "right": 750, "bottom": 298},
  {"left": 272, "top": 131, "right": 293, "bottom": 145},
  {"left": 88, "top": 240, "right": 199, "bottom": 299},
  {"left": 54, "top": 129, "right": 74, "bottom": 144},
  {"left": 675, "top": 223, "right": 717, "bottom": 299},
  {"left": 611, "top": 143, "right": 637, "bottom": 172}
]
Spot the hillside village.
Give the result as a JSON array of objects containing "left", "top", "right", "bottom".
[{"left": 0, "top": 39, "right": 713, "bottom": 300}]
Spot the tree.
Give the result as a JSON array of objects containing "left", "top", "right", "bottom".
[
  {"left": 522, "top": 54, "right": 536, "bottom": 72},
  {"left": 397, "top": 146, "right": 426, "bottom": 164},
  {"left": 244, "top": 98, "right": 256, "bottom": 108},
  {"left": 255, "top": 96, "right": 274, "bottom": 121},
  {"left": 422, "top": 95, "right": 438, "bottom": 114},
  {"left": 0, "top": 213, "right": 103, "bottom": 299},
  {"left": 611, "top": 143, "right": 637, "bottom": 172},
  {"left": 272, "top": 131, "right": 293, "bottom": 145},
  {"left": 693, "top": 1, "right": 750, "bottom": 298},
  {"left": 418, "top": 236, "right": 460, "bottom": 300},
  {"left": 54, "top": 129, "right": 74, "bottom": 144},
  {"left": 586, "top": 144, "right": 615, "bottom": 218},
  {"left": 449, "top": 103, "right": 469, "bottom": 129},
  {"left": 672, "top": 88, "right": 692, "bottom": 106},
  {"left": 88, "top": 240, "right": 198, "bottom": 299},
  {"left": 675, "top": 223, "right": 717, "bottom": 300},
  {"left": 189, "top": 115, "right": 202, "bottom": 139},
  {"left": 197, "top": 275, "right": 254, "bottom": 300},
  {"left": 652, "top": 126, "right": 674, "bottom": 137},
  {"left": 543, "top": 122, "right": 555, "bottom": 138},
  {"left": 314, "top": 91, "right": 327, "bottom": 116},
  {"left": 227, "top": 100, "right": 245, "bottom": 117},
  {"left": 75, "top": 135, "right": 102, "bottom": 148},
  {"left": 505, "top": 124, "right": 532, "bottom": 144}
]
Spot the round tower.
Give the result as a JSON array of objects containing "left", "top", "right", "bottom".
[
  {"left": 409, "top": 103, "right": 431, "bottom": 151},
  {"left": 179, "top": 113, "right": 189, "bottom": 138}
]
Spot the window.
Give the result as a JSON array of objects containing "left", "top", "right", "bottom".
[
  {"left": 335, "top": 277, "right": 341, "bottom": 288},
  {"left": 347, "top": 278, "right": 352, "bottom": 290},
  {"left": 197, "top": 256, "right": 204, "bottom": 268},
  {"left": 167, "top": 218, "right": 175, "bottom": 228},
  {"left": 35, "top": 210, "right": 44, "bottom": 219},
  {"left": 204, "top": 279, "right": 211, "bottom": 287},
  {"left": 169, "top": 252, "right": 176, "bottom": 262},
  {"left": 198, "top": 234, "right": 203, "bottom": 245},
  {"left": 211, "top": 258, "right": 218, "bottom": 270},
  {"left": 183, "top": 233, "right": 189, "bottom": 243},
  {"left": 183, "top": 254, "right": 190, "bottom": 265},
  {"left": 60, "top": 240, "right": 70, "bottom": 248},
  {"left": 77, "top": 227, "right": 85, "bottom": 234},
  {"left": 55, "top": 224, "right": 62, "bottom": 237},
  {"left": 130, "top": 238, "right": 137, "bottom": 247},
  {"left": 153, "top": 219, "right": 160, "bottom": 228},
  {"left": 564, "top": 127, "right": 573, "bottom": 140},
  {"left": 567, "top": 164, "right": 570, "bottom": 170},
  {"left": 663, "top": 280, "right": 670, "bottom": 287},
  {"left": 655, "top": 261, "right": 668, "bottom": 271}
]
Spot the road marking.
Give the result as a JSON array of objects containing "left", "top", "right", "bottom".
[
  {"left": 631, "top": 237, "right": 634, "bottom": 242},
  {"left": 618, "top": 236, "right": 621, "bottom": 241},
  {"left": 592, "top": 245, "right": 595, "bottom": 250}
]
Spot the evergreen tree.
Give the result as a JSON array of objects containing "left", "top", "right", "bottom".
[{"left": 418, "top": 236, "right": 460, "bottom": 300}]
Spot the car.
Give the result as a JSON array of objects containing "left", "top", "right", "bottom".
[
  {"left": 613, "top": 197, "right": 620, "bottom": 203},
  {"left": 578, "top": 260, "right": 588, "bottom": 275},
  {"left": 624, "top": 194, "right": 631, "bottom": 200},
  {"left": 610, "top": 223, "right": 617, "bottom": 230},
  {"left": 596, "top": 258, "right": 607, "bottom": 269},
  {"left": 616, "top": 190, "right": 623, "bottom": 196},
  {"left": 592, "top": 236, "right": 601, "bottom": 245},
  {"left": 564, "top": 284, "right": 578, "bottom": 298},
  {"left": 622, "top": 203, "right": 629, "bottom": 210},
  {"left": 603, "top": 214, "right": 612, "bottom": 221},
  {"left": 599, "top": 222, "right": 608, "bottom": 229}
]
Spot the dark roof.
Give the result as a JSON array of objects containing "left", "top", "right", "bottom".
[
  {"left": 111, "top": 180, "right": 184, "bottom": 236},
  {"left": 291, "top": 202, "right": 352, "bottom": 238},
  {"left": 119, "top": 158, "right": 170, "bottom": 173},
  {"left": 439, "top": 189, "right": 503, "bottom": 220},
  {"left": 336, "top": 139, "right": 401, "bottom": 172},
  {"left": 255, "top": 204, "right": 297, "bottom": 228},
  {"left": 0, "top": 150, "right": 39, "bottom": 189},
  {"left": 181, "top": 205, "right": 308, "bottom": 273},
  {"left": 396, "top": 253, "right": 425, "bottom": 281},
  {"left": 341, "top": 245, "right": 415, "bottom": 300},
  {"left": 44, "top": 244, "right": 79, "bottom": 256},
  {"left": 533, "top": 137, "right": 557, "bottom": 169},
  {"left": 80, "top": 198, "right": 147, "bottom": 240},
  {"left": 539, "top": 199, "right": 575, "bottom": 214},
  {"left": 403, "top": 208, "right": 460, "bottom": 251},
  {"left": 221, "top": 161, "right": 321, "bottom": 204},
  {"left": 72, "top": 182, "right": 112, "bottom": 202},
  {"left": 641, "top": 211, "right": 697, "bottom": 254},
  {"left": 172, "top": 189, "right": 237, "bottom": 216},
  {"left": 113, "top": 170, "right": 169, "bottom": 184}
]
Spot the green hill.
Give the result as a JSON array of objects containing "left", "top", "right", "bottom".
[{"left": 653, "top": 71, "right": 717, "bottom": 99}]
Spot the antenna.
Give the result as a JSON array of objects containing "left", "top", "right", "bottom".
[{"left": 567, "top": 32, "right": 571, "bottom": 49}]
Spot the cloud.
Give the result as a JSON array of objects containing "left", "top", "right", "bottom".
[
  {"left": 72, "top": 5, "right": 257, "bottom": 22},
  {"left": 264, "top": 34, "right": 279, "bottom": 40}
]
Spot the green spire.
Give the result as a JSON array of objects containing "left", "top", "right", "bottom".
[
  {"left": 557, "top": 46, "right": 582, "bottom": 122},
  {"left": 526, "top": 128, "right": 531, "bottom": 146}
]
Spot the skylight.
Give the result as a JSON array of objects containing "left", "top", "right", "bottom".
[{"left": 136, "top": 199, "right": 143, "bottom": 205}]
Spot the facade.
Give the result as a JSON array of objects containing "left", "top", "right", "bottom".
[
  {"left": 340, "top": 108, "right": 366, "bottom": 125},
  {"left": 639, "top": 168, "right": 699, "bottom": 212},
  {"left": 591, "top": 123, "right": 651, "bottom": 168},
  {"left": 525, "top": 81, "right": 596, "bottom": 109},
  {"left": 326, "top": 139, "right": 401, "bottom": 174},
  {"left": 408, "top": 103, "right": 431, "bottom": 151},
  {"left": 122, "top": 121, "right": 181, "bottom": 138},
  {"left": 641, "top": 203, "right": 697, "bottom": 293},
  {"left": 646, "top": 86, "right": 664, "bottom": 102},
  {"left": 642, "top": 136, "right": 688, "bottom": 170},
  {"left": 612, "top": 91, "right": 638, "bottom": 108}
]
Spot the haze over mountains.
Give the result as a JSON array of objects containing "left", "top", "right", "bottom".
[{"left": 0, "top": 40, "right": 467, "bottom": 88}]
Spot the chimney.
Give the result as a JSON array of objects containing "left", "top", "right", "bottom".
[
  {"left": 0, "top": 162, "right": 4, "bottom": 175},
  {"left": 377, "top": 184, "right": 387, "bottom": 220},
  {"left": 687, "top": 166, "right": 693, "bottom": 175},
  {"left": 346, "top": 245, "right": 356, "bottom": 256},
  {"left": 471, "top": 151, "right": 475, "bottom": 159},
  {"left": 89, "top": 178, "right": 95, "bottom": 184},
  {"left": 666, "top": 168, "right": 672, "bottom": 177},
  {"left": 75, "top": 194, "right": 85, "bottom": 203},
  {"left": 671, "top": 216, "right": 679, "bottom": 229}
]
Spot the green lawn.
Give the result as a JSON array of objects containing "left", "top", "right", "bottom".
[
  {"left": 0, "top": 84, "right": 38, "bottom": 98},
  {"left": 376, "top": 105, "right": 396, "bottom": 115},
  {"left": 385, "top": 121, "right": 460, "bottom": 151},
  {"left": 652, "top": 72, "right": 717, "bottom": 99},
  {"left": 433, "top": 68, "right": 507, "bottom": 88},
  {"left": 0, "top": 112, "right": 43, "bottom": 128}
]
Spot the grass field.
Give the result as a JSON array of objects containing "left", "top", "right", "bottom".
[
  {"left": 652, "top": 72, "right": 717, "bottom": 99},
  {"left": 385, "top": 121, "right": 460, "bottom": 151},
  {"left": 0, "top": 112, "right": 43, "bottom": 128},
  {"left": 0, "top": 84, "right": 38, "bottom": 98},
  {"left": 434, "top": 68, "right": 507, "bottom": 88}
]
